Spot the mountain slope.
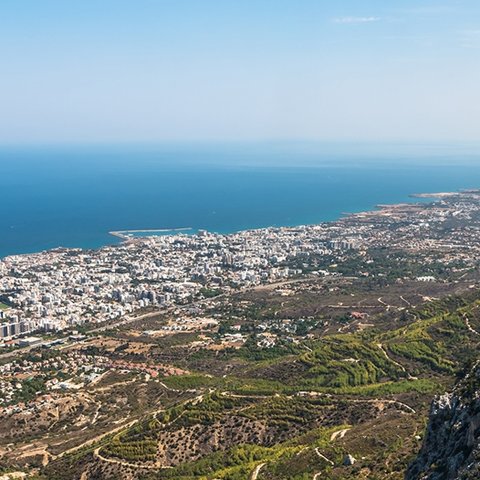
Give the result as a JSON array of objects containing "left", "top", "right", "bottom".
[{"left": 406, "top": 362, "right": 480, "bottom": 480}]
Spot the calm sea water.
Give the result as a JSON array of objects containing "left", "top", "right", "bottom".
[{"left": 1, "top": 143, "right": 480, "bottom": 258}]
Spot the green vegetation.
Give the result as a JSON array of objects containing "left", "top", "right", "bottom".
[
  {"left": 10, "top": 377, "right": 47, "bottom": 405},
  {"left": 32, "top": 287, "right": 480, "bottom": 479},
  {"left": 103, "top": 437, "right": 157, "bottom": 462},
  {"left": 298, "top": 336, "right": 403, "bottom": 388},
  {"left": 380, "top": 298, "right": 480, "bottom": 375},
  {"left": 160, "top": 374, "right": 220, "bottom": 390},
  {"left": 324, "top": 378, "right": 441, "bottom": 396},
  {"left": 199, "top": 287, "right": 223, "bottom": 298},
  {"left": 141, "top": 426, "right": 344, "bottom": 480}
]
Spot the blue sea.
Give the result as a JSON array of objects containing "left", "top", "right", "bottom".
[{"left": 2, "top": 142, "right": 480, "bottom": 258}]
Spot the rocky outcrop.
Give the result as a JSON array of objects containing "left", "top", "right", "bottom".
[
  {"left": 406, "top": 364, "right": 480, "bottom": 480},
  {"left": 343, "top": 454, "right": 357, "bottom": 466}
]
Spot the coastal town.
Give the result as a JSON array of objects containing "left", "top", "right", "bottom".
[
  {"left": 1, "top": 190, "right": 479, "bottom": 344},
  {"left": 2, "top": 0, "right": 480, "bottom": 477},
  {"left": 2, "top": 190, "right": 480, "bottom": 479}
]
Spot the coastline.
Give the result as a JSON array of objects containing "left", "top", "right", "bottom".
[
  {"left": 109, "top": 227, "right": 194, "bottom": 241},
  {"left": 0, "top": 190, "right": 453, "bottom": 260},
  {"left": 3, "top": 143, "right": 480, "bottom": 261}
]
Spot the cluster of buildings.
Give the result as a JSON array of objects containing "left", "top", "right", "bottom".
[
  {"left": 340, "top": 191, "right": 480, "bottom": 260},
  {"left": 1, "top": 190, "right": 480, "bottom": 342},
  {"left": 0, "top": 340, "right": 191, "bottom": 411},
  {"left": 0, "top": 227, "right": 358, "bottom": 341},
  {"left": 0, "top": 350, "right": 107, "bottom": 407}
]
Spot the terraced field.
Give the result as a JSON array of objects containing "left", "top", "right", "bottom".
[{"left": 35, "top": 288, "right": 480, "bottom": 480}]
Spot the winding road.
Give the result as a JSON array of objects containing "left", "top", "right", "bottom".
[
  {"left": 250, "top": 462, "right": 266, "bottom": 480},
  {"left": 463, "top": 313, "right": 480, "bottom": 336}
]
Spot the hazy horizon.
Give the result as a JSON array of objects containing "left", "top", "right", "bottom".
[
  {"left": 1, "top": 0, "right": 479, "bottom": 144},
  {"left": 2, "top": 141, "right": 480, "bottom": 168}
]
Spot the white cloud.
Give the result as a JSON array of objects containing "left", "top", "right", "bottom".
[{"left": 333, "top": 16, "right": 381, "bottom": 24}]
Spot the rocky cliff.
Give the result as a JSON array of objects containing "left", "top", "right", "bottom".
[{"left": 406, "top": 363, "right": 480, "bottom": 480}]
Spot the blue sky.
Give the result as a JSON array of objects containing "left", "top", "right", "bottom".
[{"left": 0, "top": 0, "right": 479, "bottom": 144}]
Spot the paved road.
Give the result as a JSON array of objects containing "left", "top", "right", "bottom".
[{"left": 1, "top": 276, "right": 321, "bottom": 360}]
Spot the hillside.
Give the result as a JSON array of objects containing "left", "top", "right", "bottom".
[
  {"left": 32, "top": 286, "right": 480, "bottom": 480},
  {"left": 406, "top": 361, "right": 480, "bottom": 480}
]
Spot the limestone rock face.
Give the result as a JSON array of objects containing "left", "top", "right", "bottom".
[{"left": 406, "top": 365, "right": 480, "bottom": 480}]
